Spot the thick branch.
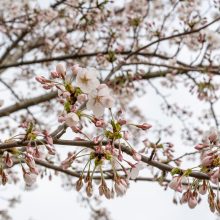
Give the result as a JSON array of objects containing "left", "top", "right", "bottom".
[
  {"left": 0, "top": 138, "right": 210, "bottom": 180},
  {"left": 0, "top": 91, "right": 57, "bottom": 117}
]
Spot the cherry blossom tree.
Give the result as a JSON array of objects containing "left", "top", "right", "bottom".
[{"left": 1, "top": 0, "right": 220, "bottom": 219}]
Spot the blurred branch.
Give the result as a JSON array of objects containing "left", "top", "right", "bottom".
[{"left": 0, "top": 91, "right": 57, "bottom": 117}]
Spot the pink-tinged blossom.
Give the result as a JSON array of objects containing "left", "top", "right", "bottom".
[
  {"left": 118, "top": 119, "right": 126, "bottom": 125},
  {"left": 33, "top": 146, "right": 47, "bottom": 159},
  {"left": 76, "top": 177, "right": 83, "bottom": 192},
  {"left": 180, "top": 191, "right": 189, "bottom": 204},
  {"left": 210, "top": 168, "right": 220, "bottom": 184},
  {"left": 202, "top": 129, "right": 219, "bottom": 144},
  {"left": 195, "top": 143, "right": 208, "bottom": 150},
  {"left": 23, "top": 172, "right": 37, "bottom": 186},
  {"left": 136, "top": 123, "right": 152, "bottom": 130},
  {"left": 0, "top": 170, "right": 8, "bottom": 185},
  {"left": 123, "top": 131, "right": 129, "bottom": 140},
  {"left": 56, "top": 63, "right": 66, "bottom": 78},
  {"left": 208, "top": 132, "right": 218, "bottom": 144},
  {"left": 188, "top": 195, "right": 197, "bottom": 209},
  {"left": 35, "top": 76, "right": 49, "bottom": 84},
  {"left": 132, "top": 151, "right": 142, "bottom": 161},
  {"left": 71, "top": 64, "right": 80, "bottom": 76},
  {"left": 2, "top": 152, "right": 13, "bottom": 168},
  {"left": 65, "top": 112, "right": 79, "bottom": 127},
  {"left": 169, "top": 176, "right": 184, "bottom": 193},
  {"left": 114, "top": 178, "right": 129, "bottom": 197},
  {"left": 87, "top": 84, "right": 114, "bottom": 117},
  {"left": 43, "top": 130, "right": 53, "bottom": 146},
  {"left": 42, "top": 84, "right": 54, "bottom": 90},
  {"left": 76, "top": 67, "right": 100, "bottom": 93},
  {"left": 45, "top": 144, "right": 56, "bottom": 155},
  {"left": 201, "top": 155, "right": 214, "bottom": 167},
  {"left": 61, "top": 152, "right": 76, "bottom": 170},
  {"left": 25, "top": 153, "right": 36, "bottom": 169},
  {"left": 50, "top": 71, "right": 60, "bottom": 79},
  {"left": 95, "top": 119, "right": 105, "bottom": 128},
  {"left": 128, "top": 163, "right": 145, "bottom": 180},
  {"left": 77, "top": 94, "right": 87, "bottom": 104},
  {"left": 199, "top": 181, "right": 207, "bottom": 195},
  {"left": 86, "top": 181, "right": 93, "bottom": 197}
]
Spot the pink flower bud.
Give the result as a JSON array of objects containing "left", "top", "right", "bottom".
[
  {"left": 77, "top": 94, "right": 87, "bottom": 104},
  {"left": 0, "top": 169, "right": 8, "bottom": 185},
  {"left": 65, "top": 112, "right": 79, "bottom": 127},
  {"left": 188, "top": 195, "right": 197, "bottom": 209},
  {"left": 62, "top": 91, "right": 70, "bottom": 99},
  {"left": 136, "top": 123, "right": 152, "bottom": 130},
  {"left": 169, "top": 176, "right": 183, "bottom": 193},
  {"left": 56, "top": 63, "right": 66, "bottom": 78},
  {"left": 86, "top": 181, "right": 93, "bottom": 197},
  {"left": 132, "top": 151, "right": 141, "bottom": 161},
  {"left": 25, "top": 153, "right": 36, "bottom": 169},
  {"left": 61, "top": 153, "right": 76, "bottom": 170},
  {"left": 23, "top": 172, "right": 37, "bottom": 186},
  {"left": 71, "top": 64, "right": 80, "bottom": 76},
  {"left": 201, "top": 155, "right": 213, "bottom": 167},
  {"left": 195, "top": 144, "right": 207, "bottom": 150},
  {"left": 123, "top": 131, "right": 129, "bottom": 140},
  {"left": 58, "top": 115, "right": 65, "bottom": 123},
  {"left": 209, "top": 132, "right": 218, "bottom": 144},
  {"left": 43, "top": 84, "right": 54, "bottom": 90},
  {"left": 35, "top": 76, "right": 48, "bottom": 84},
  {"left": 210, "top": 169, "right": 220, "bottom": 184},
  {"left": 95, "top": 119, "right": 105, "bottom": 128},
  {"left": 45, "top": 144, "right": 56, "bottom": 155},
  {"left": 180, "top": 191, "right": 189, "bottom": 204},
  {"left": 114, "top": 179, "right": 128, "bottom": 197},
  {"left": 3, "top": 152, "right": 13, "bottom": 168},
  {"left": 118, "top": 119, "right": 127, "bottom": 125},
  {"left": 76, "top": 177, "right": 83, "bottom": 191},
  {"left": 199, "top": 181, "right": 207, "bottom": 195},
  {"left": 50, "top": 71, "right": 60, "bottom": 78}
]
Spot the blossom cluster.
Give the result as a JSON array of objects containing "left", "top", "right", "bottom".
[
  {"left": 36, "top": 63, "right": 114, "bottom": 120},
  {"left": 35, "top": 63, "right": 152, "bottom": 198},
  {"left": 0, "top": 121, "right": 55, "bottom": 186},
  {"left": 169, "top": 130, "right": 220, "bottom": 213}
]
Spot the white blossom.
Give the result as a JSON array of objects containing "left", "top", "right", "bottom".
[
  {"left": 114, "top": 179, "right": 128, "bottom": 197},
  {"left": 128, "top": 163, "right": 145, "bottom": 180},
  {"left": 23, "top": 172, "right": 37, "bottom": 186},
  {"left": 76, "top": 67, "right": 100, "bottom": 93},
  {"left": 87, "top": 84, "right": 114, "bottom": 117},
  {"left": 56, "top": 63, "right": 66, "bottom": 77},
  {"left": 65, "top": 112, "right": 79, "bottom": 127}
]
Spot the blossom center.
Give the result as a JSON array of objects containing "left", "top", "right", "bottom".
[{"left": 80, "top": 75, "right": 90, "bottom": 84}]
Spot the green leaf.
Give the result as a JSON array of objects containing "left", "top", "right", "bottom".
[
  {"left": 64, "top": 101, "right": 71, "bottom": 113},
  {"left": 171, "top": 167, "right": 182, "bottom": 176},
  {"left": 183, "top": 169, "right": 192, "bottom": 176}
]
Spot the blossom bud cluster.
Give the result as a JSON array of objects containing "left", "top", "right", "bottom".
[
  {"left": 168, "top": 130, "right": 220, "bottom": 213},
  {"left": 34, "top": 63, "right": 153, "bottom": 198},
  {"left": 0, "top": 121, "right": 53, "bottom": 186}
]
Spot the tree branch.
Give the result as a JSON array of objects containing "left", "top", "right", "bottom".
[{"left": 0, "top": 91, "right": 57, "bottom": 117}]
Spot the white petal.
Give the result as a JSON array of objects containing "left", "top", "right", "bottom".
[
  {"left": 92, "top": 104, "right": 105, "bottom": 117},
  {"left": 130, "top": 167, "right": 139, "bottom": 179},
  {"left": 65, "top": 113, "right": 79, "bottom": 127}
]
